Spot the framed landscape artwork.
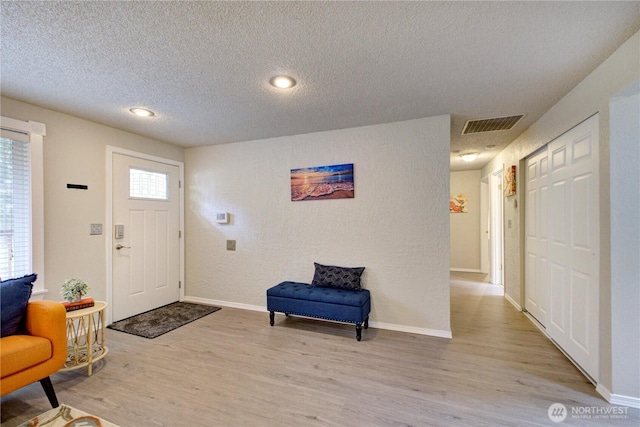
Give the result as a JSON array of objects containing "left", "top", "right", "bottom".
[{"left": 291, "top": 163, "right": 354, "bottom": 201}]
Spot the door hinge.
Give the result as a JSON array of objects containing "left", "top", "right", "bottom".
[
  {"left": 179, "top": 281, "right": 182, "bottom": 289},
  {"left": 179, "top": 180, "right": 182, "bottom": 189},
  {"left": 179, "top": 230, "right": 182, "bottom": 238}
]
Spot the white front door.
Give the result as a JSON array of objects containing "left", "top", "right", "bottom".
[{"left": 112, "top": 153, "right": 181, "bottom": 321}]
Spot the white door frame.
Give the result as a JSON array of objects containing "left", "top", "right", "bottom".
[
  {"left": 480, "top": 175, "right": 490, "bottom": 274},
  {"left": 490, "top": 168, "right": 504, "bottom": 286},
  {"left": 106, "top": 146, "right": 184, "bottom": 324}
]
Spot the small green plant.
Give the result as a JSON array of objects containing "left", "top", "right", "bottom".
[{"left": 60, "top": 278, "right": 90, "bottom": 302}]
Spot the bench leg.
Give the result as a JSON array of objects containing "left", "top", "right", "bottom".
[
  {"left": 356, "top": 323, "right": 362, "bottom": 341},
  {"left": 364, "top": 316, "right": 369, "bottom": 329},
  {"left": 269, "top": 311, "right": 275, "bottom": 326}
]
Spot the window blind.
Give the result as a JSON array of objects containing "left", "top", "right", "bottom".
[{"left": 0, "top": 136, "right": 31, "bottom": 280}]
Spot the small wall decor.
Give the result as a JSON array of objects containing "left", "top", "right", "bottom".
[
  {"left": 504, "top": 165, "right": 516, "bottom": 196},
  {"left": 450, "top": 194, "right": 468, "bottom": 213},
  {"left": 291, "top": 163, "right": 354, "bottom": 201}
]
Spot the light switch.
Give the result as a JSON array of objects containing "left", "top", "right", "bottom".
[{"left": 90, "top": 224, "right": 103, "bottom": 235}]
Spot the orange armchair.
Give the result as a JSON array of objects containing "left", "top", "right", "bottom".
[{"left": 1, "top": 300, "right": 67, "bottom": 407}]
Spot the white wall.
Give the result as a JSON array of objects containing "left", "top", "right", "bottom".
[
  {"left": 610, "top": 81, "right": 640, "bottom": 402},
  {"left": 481, "top": 31, "right": 640, "bottom": 401},
  {"left": 450, "top": 170, "right": 481, "bottom": 271},
  {"left": 185, "top": 116, "right": 451, "bottom": 336},
  {"left": 0, "top": 97, "right": 184, "bottom": 302}
]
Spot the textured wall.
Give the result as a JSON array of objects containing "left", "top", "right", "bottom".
[
  {"left": 610, "top": 83, "right": 640, "bottom": 400},
  {"left": 450, "top": 170, "right": 482, "bottom": 271},
  {"left": 481, "top": 31, "right": 640, "bottom": 397},
  {"left": 185, "top": 116, "right": 451, "bottom": 335}
]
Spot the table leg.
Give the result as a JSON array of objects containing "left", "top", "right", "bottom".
[{"left": 87, "top": 313, "right": 93, "bottom": 376}]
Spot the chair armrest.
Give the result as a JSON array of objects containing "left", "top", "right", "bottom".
[{"left": 25, "top": 301, "right": 67, "bottom": 363}]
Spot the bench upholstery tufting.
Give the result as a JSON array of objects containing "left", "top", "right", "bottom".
[{"left": 266, "top": 281, "right": 370, "bottom": 341}]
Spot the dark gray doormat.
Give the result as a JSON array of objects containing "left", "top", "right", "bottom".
[{"left": 107, "top": 302, "right": 221, "bottom": 339}]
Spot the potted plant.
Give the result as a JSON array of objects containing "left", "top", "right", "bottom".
[{"left": 60, "top": 278, "right": 90, "bottom": 302}]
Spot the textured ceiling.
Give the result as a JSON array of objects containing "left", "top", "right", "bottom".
[{"left": 2, "top": 1, "right": 639, "bottom": 171}]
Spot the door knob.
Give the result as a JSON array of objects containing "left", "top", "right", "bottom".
[{"left": 115, "top": 244, "right": 131, "bottom": 250}]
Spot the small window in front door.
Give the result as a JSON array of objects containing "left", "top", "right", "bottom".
[{"left": 129, "top": 168, "right": 169, "bottom": 200}]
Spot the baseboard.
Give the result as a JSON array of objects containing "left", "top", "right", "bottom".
[
  {"left": 369, "top": 321, "right": 452, "bottom": 339},
  {"left": 182, "top": 296, "right": 265, "bottom": 313},
  {"left": 450, "top": 268, "right": 483, "bottom": 273},
  {"left": 183, "top": 295, "right": 452, "bottom": 339},
  {"left": 504, "top": 293, "right": 522, "bottom": 311},
  {"left": 610, "top": 394, "right": 640, "bottom": 409},
  {"left": 597, "top": 384, "right": 640, "bottom": 408}
]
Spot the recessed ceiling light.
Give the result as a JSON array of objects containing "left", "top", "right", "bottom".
[
  {"left": 485, "top": 144, "right": 497, "bottom": 150},
  {"left": 270, "top": 76, "right": 296, "bottom": 89},
  {"left": 129, "top": 108, "right": 155, "bottom": 117},
  {"left": 460, "top": 152, "right": 480, "bottom": 162}
]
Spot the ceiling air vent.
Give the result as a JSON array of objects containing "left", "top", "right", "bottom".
[{"left": 462, "top": 115, "right": 524, "bottom": 135}]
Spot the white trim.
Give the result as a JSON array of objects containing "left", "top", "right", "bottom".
[
  {"left": 29, "top": 288, "right": 49, "bottom": 300},
  {"left": 0, "top": 116, "right": 46, "bottom": 293},
  {"left": 183, "top": 296, "right": 264, "bottom": 312},
  {"left": 369, "top": 321, "right": 452, "bottom": 339},
  {"left": 489, "top": 167, "right": 504, "bottom": 286},
  {"left": 183, "top": 295, "right": 453, "bottom": 339},
  {"left": 504, "top": 292, "right": 522, "bottom": 311},
  {"left": 597, "top": 383, "right": 640, "bottom": 409},
  {"left": 106, "top": 146, "right": 185, "bottom": 325},
  {"left": 450, "top": 268, "right": 483, "bottom": 273},
  {"left": 610, "top": 394, "right": 640, "bottom": 409}
]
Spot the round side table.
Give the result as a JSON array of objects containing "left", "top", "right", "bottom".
[{"left": 60, "top": 301, "right": 109, "bottom": 376}]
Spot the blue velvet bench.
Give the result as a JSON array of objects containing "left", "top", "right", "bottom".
[{"left": 267, "top": 281, "right": 370, "bottom": 341}]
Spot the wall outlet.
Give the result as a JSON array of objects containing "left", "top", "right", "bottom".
[
  {"left": 226, "top": 240, "right": 236, "bottom": 251},
  {"left": 90, "top": 224, "right": 103, "bottom": 235}
]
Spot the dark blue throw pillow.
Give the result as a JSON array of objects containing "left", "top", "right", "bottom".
[
  {"left": 311, "top": 263, "right": 365, "bottom": 290},
  {"left": 0, "top": 273, "right": 36, "bottom": 337}
]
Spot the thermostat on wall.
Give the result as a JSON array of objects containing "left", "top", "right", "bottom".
[{"left": 216, "top": 213, "right": 229, "bottom": 224}]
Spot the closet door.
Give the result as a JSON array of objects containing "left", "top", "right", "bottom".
[
  {"left": 525, "top": 148, "right": 549, "bottom": 326},
  {"left": 525, "top": 114, "right": 599, "bottom": 382},
  {"left": 547, "top": 115, "right": 599, "bottom": 381}
]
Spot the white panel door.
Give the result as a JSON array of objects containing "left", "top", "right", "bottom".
[
  {"left": 525, "top": 115, "right": 599, "bottom": 381},
  {"left": 112, "top": 153, "right": 180, "bottom": 321},
  {"left": 525, "top": 147, "right": 549, "bottom": 326},
  {"left": 546, "top": 115, "right": 599, "bottom": 380}
]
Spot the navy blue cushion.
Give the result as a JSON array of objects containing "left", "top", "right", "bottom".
[
  {"left": 311, "top": 263, "right": 365, "bottom": 290},
  {"left": 267, "top": 281, "right": 370, "bottom": 324},
  {"left": 0, "top": 273, "right": 36, "bottom": 337}
]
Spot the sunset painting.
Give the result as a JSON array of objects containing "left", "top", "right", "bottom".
[{"left": 291, "top": 163, "right": 354, "bottom": 201}]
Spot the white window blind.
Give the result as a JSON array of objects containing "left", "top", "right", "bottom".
[{"left": 0, "top": 134, "right": 31, "bottom": 280}]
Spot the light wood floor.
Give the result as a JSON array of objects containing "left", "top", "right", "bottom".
[{"left": 2, "top": 273, "right": 638, "bottom": 426}]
